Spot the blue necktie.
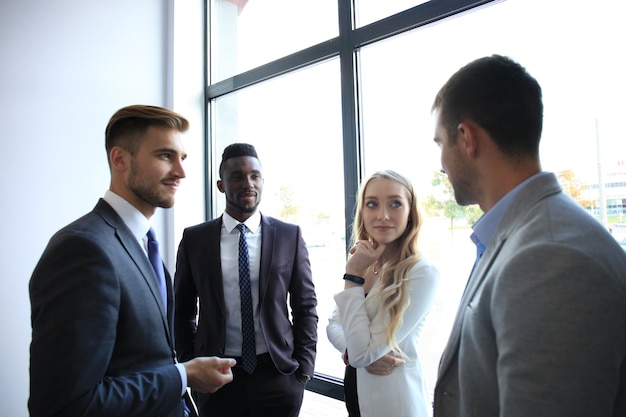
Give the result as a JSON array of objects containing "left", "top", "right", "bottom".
[
  {"left": 147, "top": 229, "right": 188, "bottom": 415},
  {"left": 236, "top": 224, "right": 256, "bottom": 374},
  {"left": 146, "top": 227, "right": 168, "bottom": 310}
]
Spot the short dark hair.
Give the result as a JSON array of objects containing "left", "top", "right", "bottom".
[
  {"left": 105, "top": 105, "right": 189, "bottom": 160},
  {"left": 432, "top": 55, "right": 543, "bottom": 159},
  {"left": 218, "top": 143, "right": 260, "bottom": 178}
]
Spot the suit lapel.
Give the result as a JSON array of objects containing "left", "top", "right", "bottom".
[
  {"left": 94, "top": 200, "right": 173, "bottom": 346},
  {"left": 438, "top": 241, "right": 501, "bottom": 374},
  {"left": 258, "top": 215, "right": 275, "bottom": 304},
  {"left": 209, "top": 218, "right": 227, "bottom": 317},
  {"left": 437, "top": 173, "right": 563, "bottom": 379},
  {"left": 117, "top": 227, "right": 169, "bottom": 317}
]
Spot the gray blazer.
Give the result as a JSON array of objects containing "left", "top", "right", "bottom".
[
  {"left": 434, "top": 173, "right": 626, "bottom": 417},
  {"left": 29, "top": 199, "right": 188, "bottom": 417}
]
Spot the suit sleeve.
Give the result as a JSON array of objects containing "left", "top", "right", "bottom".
[
  {"left": 288, "top": 226, "right": 318, "bottom": 376},
  {"left": 174, "top": 229, "right": 199, "bottom": 363},
  {"left": 29, "top": 232, "right": 182, "bottom": 417},
  {"left": 333, "top": 260, "right": 439, "bottom": 368}
]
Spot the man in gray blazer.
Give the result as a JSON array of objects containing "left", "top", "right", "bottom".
[
  {"left": 431, "top": 55, "right": 626, "bottom": 417},
  {"left": 174, "top": 143, "right": 318, "bottom": 417},
  {"left": 29, "top": 105, "right": 235, "bottom": 417}
]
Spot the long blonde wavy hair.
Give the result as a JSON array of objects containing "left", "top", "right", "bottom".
[{"left": 351, "top": 170, "right": 423, "bottom": 356}]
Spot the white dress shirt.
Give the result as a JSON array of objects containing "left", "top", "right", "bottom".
[
  {"left": 102, "top": 190, "right": 187, "bottom": 395},
  {"left": 220, "top": 211, "right": 268, "bottom": 357}
]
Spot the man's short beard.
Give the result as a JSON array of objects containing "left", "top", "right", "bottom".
[
  {"left": 129, "top": 161, "right": 173, "bottom": 209},
  {"left": 226, "top": 196, "right": 259, "bottom": 214}
]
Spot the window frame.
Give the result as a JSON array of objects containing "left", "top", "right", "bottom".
[{"left": 203, "top": 0, "right": 498, "bottom": 399}]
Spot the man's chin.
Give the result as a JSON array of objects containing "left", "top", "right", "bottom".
[
  {"left": 157, "top": 198, "right": 176, "bottom": 209},
  {"left": 239, "top": 202, "right": 259, "bottom": 214}
]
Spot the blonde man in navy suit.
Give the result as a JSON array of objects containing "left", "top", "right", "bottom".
[
  {"left": 174, "top": 143, "right": 318, "bottom": 417},
  {"left": 29, "top": 105, "right": 236, "bottom": 417},
  {"left": 431, "top": 55, "right": 626, "bottom": 417}
]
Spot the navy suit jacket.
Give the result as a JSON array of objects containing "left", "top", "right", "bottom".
[
  {"left": 29, "top": 199, "right": 188, "bottom": 417},
  {"left": 174, "top": 214, "right": 318, "bottom": 399}
]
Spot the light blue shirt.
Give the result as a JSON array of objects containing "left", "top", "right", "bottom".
[
  {"left": 471, "top": 172, "right": 547, "bottom": 265},
  {"left": 103, "top": 191, "right": 187, "bottom": 395}
]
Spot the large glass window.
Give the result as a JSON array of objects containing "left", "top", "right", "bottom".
[
  {"left": 202, "top": 0, "right": 626, "bottom": 414},
  {"left": 210, "top": 0, "right": 338, "bottom": 82},
  {"left": 211, "top": 59, "right": 349, "bottom": 383},
  {"left": 358, "top": 0, "right": 626, "bottom": 388},
  {"left": 211, "top": 60, "right": 344, "bottom": 237},
  {"left": 355, "top": 0, "right": 430, "bottom": 27}
]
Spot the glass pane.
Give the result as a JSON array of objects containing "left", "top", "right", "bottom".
[
  {"left": 210, "top": 0, "right": 338, "bottom": 82},
  {"left": 212, "top": 59, "right": 348, "bottom": 379},
  {"left": 356, "top": 0, "right": 429, "bottom": 28},
  {"left": 302, "top": 390, "right": 347, "bottom": 416},
  {"left": 359, "top": 0, "right": 626, "bottom": 398}
]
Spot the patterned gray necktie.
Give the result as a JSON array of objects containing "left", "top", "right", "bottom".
[{"left": 236, "top": 224, "right": 256, "bottom": 374}]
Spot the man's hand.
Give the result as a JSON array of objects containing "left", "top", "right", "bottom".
[
  {"left": 365, "top": 354, "right": 405, "bottom": 375},
  {"left": 183, "top": 357, "right": 236, "bottom": 393}
]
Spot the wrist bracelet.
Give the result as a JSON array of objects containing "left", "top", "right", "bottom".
[{"left": 343, "top": 274, "right": 365, "bottom": 284}]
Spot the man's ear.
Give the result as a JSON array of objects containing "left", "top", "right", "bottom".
[
  {"left": 217, "top": 179, "right": 225, "bottom": 193},
  {"left": 456, "top": 121, "right": 479, "bottom": 159},
  {"left": 110, "top": 147, "right": 130, "bottom": 172}
]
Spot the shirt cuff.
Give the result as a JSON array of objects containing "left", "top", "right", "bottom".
[{"left": 176, "top": 363, "right": 188, "bottom": 396}]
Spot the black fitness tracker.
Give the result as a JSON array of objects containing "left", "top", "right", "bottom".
[{"left": 343, "top": 274, "right": 365, "bottom": 284}]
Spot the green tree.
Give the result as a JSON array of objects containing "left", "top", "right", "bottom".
[
  {"left": 424, "top": 171, "right": 483, "bottom": 229},
  {"left": 557, "top": 169, "right": 595, "bottom": 209},
  {"left": 276, "top": 185, "right": 300, "bottom": 222}
]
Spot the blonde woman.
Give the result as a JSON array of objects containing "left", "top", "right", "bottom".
[{"left": 327, "top": 170, "right": 439, "bottom": 417}]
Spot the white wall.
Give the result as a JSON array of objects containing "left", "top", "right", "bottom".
[{"left": 0, "top": 1, "right": 196, "bottom": 415}]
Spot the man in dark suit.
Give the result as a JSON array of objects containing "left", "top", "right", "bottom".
[
  {"left": 174, "top": 143, "right": 318, "bottom": 417},
  {"left": 29, "top": 105, "right": 236, "bottom": 417},
  {"left": 431, "top": 55, "right": 626, "bottom": 417}
]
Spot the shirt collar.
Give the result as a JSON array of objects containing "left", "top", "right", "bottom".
[
  {"left": 472, "top": 171, "right": 545, "bottom": 252},
  {"left": 222, "top": 210, "right": 262, "bottom": 234},
  {"left": 103, "top": 190, "right": 151, "bottom": 241}
]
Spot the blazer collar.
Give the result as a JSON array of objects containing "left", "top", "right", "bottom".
[
  {"left": 258, "top": 215, "right": 276, "bottom": 303},
  {"left": 222, "top": 210, "right": 262, "bottom": 234},
  {"left": 467, "top": 172, "right": 562, "bottom": 299},
  {"left": 437, "top": 172, "right": 562, "bottom": 377},
  {"left": 94, "top": 199, "right": 173, "bottom": 339},
  {"left": 103, "top": 190, "right": 151, "bottom": 242}
]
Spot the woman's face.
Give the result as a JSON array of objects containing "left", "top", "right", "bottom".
[{"left": 361, "top": 177, "right": 411, "bottom": 245}]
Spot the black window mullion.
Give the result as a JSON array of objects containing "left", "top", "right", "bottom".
[
  {"left": 339, "top": 0, "right": 361, "bottom": 250},
  {"left": 202, "top": 0, "right": 502, "bottom": 401}
]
